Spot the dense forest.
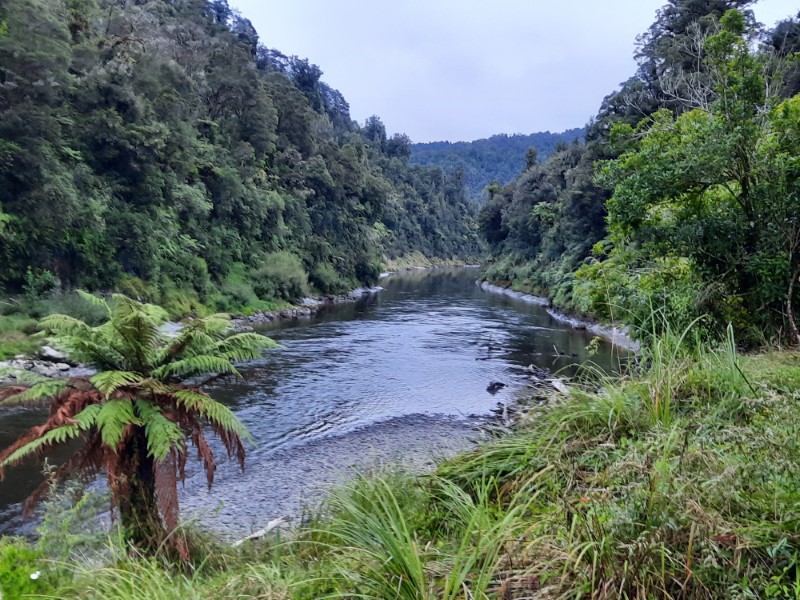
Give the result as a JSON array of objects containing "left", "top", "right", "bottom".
[
  {"left": 6, "top": 3, "right": 800, "bottom": 599},
  {"left": 479, "top": 1, "right": 800, "bottom": 345},
  {"left": 410, "top": 129, "right": 585, "bottom": 202},
  {"left": 0, "top": 0, "right": 480, "bottom": 314}
]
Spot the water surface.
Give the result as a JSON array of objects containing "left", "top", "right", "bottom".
[{"left": 0, "top": 268, "right": 621, "bottom": 534}]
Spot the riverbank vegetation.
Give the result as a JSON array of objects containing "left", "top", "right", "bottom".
[
  {"left": 3, "top": 1, "right": 800, "bottom": 599},
  {"left": 4, "top": 321, "right": 800, "bottom": 599},
  {"left": 478, "top": 2, "right": 800, "bottom": 347},
  {"left": 0, "top": 0, "right": 480, "bottom": 317}
]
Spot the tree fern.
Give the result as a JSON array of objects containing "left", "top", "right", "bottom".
[{"left": 0, "top": 293, "right": 275, "bottom": 557}]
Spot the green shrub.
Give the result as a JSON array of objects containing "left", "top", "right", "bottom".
[
  {"left": 37, "top": 473, "right": 112, "bottom": 562},
  {"left": 22, "top": 267, "right": 58, "bottom": 298},
  {"left": 28, "top": 291, "right": 110, "bottom": 325},
  {"left": 251, "top": 252, "right": 310, "bottom": 302},
  {"left": 0, "top": 538, "right": 58, "bottom": 599},
  {"left": 310, "top": 262, "right": 349, "bottom": 295}
]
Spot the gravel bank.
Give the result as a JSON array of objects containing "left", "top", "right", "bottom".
[{"left": 180, "top": 414, "right": 485, "bottom": 539}]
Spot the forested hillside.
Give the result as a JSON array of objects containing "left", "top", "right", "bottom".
[
  {"left": 479, "top": 1, "right": 800, "bottom": 345},
  {"left": 0, "top": 0, "right": 480, "bottom": 313},
  {"left": 410, "top": 129, "right": 585, "bottom": 202}
]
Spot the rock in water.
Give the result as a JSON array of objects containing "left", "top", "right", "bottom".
[{"left": 486, "top": 381, "right": 506, "bottom": 393}]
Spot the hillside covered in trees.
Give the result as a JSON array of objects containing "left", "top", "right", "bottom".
[
  {"left": 410, "top": 129, "right": 585, "bottom": 202},
  {"left": 479, "top": 1, "right": 800, "bottom": 346},
  {"left": 0, "top": 0, "right": 480, "bottom": 314}
]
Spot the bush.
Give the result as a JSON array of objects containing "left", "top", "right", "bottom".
[
  {"left": 354, "top": 256, "right": 383, "bottom": 285},
  {"left": 37, "top": 472, "right": 112, "bottom": 562},
  {"left": 28, "top": 291, "right": 110, "bottom": 325},
  {"left": 310, "top": 263, "right": 349, "bottom": 295},
  {"left": 22, "top": 267, "right": 58, "bottom": 298},
  {"left": 0, "top": 538, "right": 58, "bottom": 599},
  {"left": 251, "top": 252, "right": 310, "bottom": 302}
]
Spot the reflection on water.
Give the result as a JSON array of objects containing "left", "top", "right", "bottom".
[{"left": 0, "top": 268, "right": 623, "bottom": 531}]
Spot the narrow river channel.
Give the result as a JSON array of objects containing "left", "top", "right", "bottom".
[{"left": 0, "top": 268, "right": 623, "bottom": 536}]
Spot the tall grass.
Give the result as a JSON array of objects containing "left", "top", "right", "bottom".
[{"left": 18, "top": 317, "right": 800, "bottom": 600}]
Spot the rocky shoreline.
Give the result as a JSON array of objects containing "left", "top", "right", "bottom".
[
  {"left": 477, "top": 280, "right": 640, "bottom": 351},
  {"left": 231, "top": 286, "right": 384, "bottom": 329},
  {"left": 0, "top": 345, "right": 96, "bottom": 384}
]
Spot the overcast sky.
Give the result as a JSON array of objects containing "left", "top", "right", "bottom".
[{"left": 230, "top": 1, "right": 798, "bottom": 143}]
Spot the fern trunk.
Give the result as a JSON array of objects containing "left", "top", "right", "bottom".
[{"left": 117, "top": 427, "right": 166, "bottom": 551}]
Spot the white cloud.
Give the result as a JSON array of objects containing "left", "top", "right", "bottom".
[{"left": 231, "top": 0, "right": 798, "bottom": 142}]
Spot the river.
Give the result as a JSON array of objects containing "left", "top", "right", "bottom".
[{"left": 0, "top": 268, "right": 622, "bottom": 536}]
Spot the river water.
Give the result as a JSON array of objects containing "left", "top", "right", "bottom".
[{"left": 0, "top": 268, "right": 621, "bottom": 536}]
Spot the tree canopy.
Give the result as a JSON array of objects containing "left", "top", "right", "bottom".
[
  {"left": 410, "top": 130, "right": 585, "bottom": 203},
  {"left": 0, "top": 0, "right": 480, "bottom": 313},
  {"left": 478, "top": 3, "right": 800, "bottom": 344}
]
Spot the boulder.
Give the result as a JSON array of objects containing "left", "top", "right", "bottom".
[{"left": 39, "top": 345, "right": 67, "bottom": 362}]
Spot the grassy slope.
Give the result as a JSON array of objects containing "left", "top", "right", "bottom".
[{"left": 5, "top": 332, "right": 796, "bottom": 599}]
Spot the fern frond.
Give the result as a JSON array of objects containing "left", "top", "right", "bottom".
[
  {"left": 77, "top": 290, "right": 111, "bottom": 316},
  {"left": 73, "top": 403, "right": 102, "bottom": 429},
  {"left": 138, "top": 378, "right": 173, "bottom": 394},
  {"left": 0, "top": 380, "right": 68, "bottom": 406},
  {"left": 216, "top": 332, "right": 279, "bottom": 353},
  {"left": 135, "top": 400, "right": 185, "bottom": 461},
  {"left": 153, "top": 328, "right": 217, "bottom": 366},
  {"left": 90, "top": 371, "right": 144, "bottom": 398},
  {"left": 96, "top": 400, "right": 140, "bottom": 449},
  {"left": 0, "top": 425, "right": 81, "bottom": 467},
  {"left": 194, "top": 314, "right": 233, "bottom": 338},
  {"left": 174, "top": 390, "right": 253, "bottom": 444},
  {"left": 110, "top": 294, "right": 169, "bottom": 324},
  {"left": 38, "top": 313, "right": 92, "bottom": 336},
  {"left": 115, "top": 311, "right": 163, "bottom": 361},
  {"left": 52, "top": 335, "right": 125, "bottom": 371},
  {"left": 152, "top": 355, "right": 240, "bottom": 381}
]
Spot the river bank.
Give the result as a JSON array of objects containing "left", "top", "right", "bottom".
[
  {"left": 12, "top": 337, "right": 799, "bottom": 599},
  {"left": 180, "top": 413, "right": 486, "bottom": 538},
  {"left": 230, "top": 286, "right": 384, "bottom": 329},
  {"left": 477, "top": 279, "right": 640, "bottom": 351}
]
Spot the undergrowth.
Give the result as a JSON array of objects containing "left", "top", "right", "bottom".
[{"left": 4, "top": 326, "right": 800, "bottom": 599}]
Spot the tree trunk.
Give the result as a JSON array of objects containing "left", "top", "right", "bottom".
[
  {"left": 116, "top": 427, "right": 165, "bottom": 552},
  {"left": 788, "top": 264, "right": 800, "bottom": 347}
]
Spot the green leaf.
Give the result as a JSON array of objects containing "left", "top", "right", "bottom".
[
  {"left": 1, "top": 422, "right": 81, "bottom": 468},
  {"left": 38, "top": 314, "right": 92, "bottom": 336},
  {"left": 96, "top": 400, "right": 140, "bottom": 449},
  {"left": 135, "top": 400, "right": 184, "bottom": 461},
  {"left": 90, "top": 371, "right": 144, "bottom": 398},
  {"left": 152, "top": 355, "right": 240, "bottom": 381},
  {"left": 76, "top": 290, "right": 111, "bottom": 316},
  {"left": 0, "top": 380, "right": 68, "bottom": 406},
  {"left": 174, "top": 390, "right": 253, "bottom": 444}
]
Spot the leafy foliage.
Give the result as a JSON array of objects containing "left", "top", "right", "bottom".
[
  {"left": 581, "top": 11, "right": 800, "bottom": 344},
  {"left": 0, "top": 292, "right": 276, "bottom": 558},
  {"left": 0, "top": 0, "right": 480, "bottom": 310},
  {"left": 478, "top": 3, "right": 800, "bottom": 344},
  {"left": 410, "top": 129, "right": 585, "bottom": 202}
]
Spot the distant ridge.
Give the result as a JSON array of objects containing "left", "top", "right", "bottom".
[{"left": 410, "top": 128, "right": 585, "bottom": 202}]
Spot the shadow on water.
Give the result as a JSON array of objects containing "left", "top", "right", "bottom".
[{"left": 0, "top": 268, "right": 624, "bottom": 533}]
